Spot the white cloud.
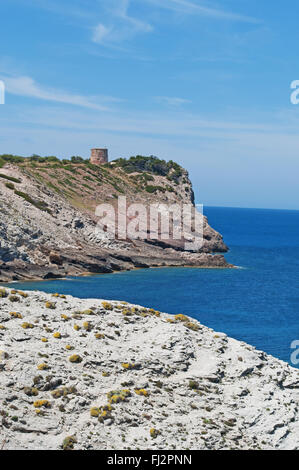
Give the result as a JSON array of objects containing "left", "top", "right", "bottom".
[
  {"left": 143, "top": 0, "right": 259, "bottom": 23},
  {"left": 2, "top": 75, "right": 121, "bottom": 111},
  {"left": 92, "top": 24, "right": 112, "bottom": 43},
  {"left": 155, "top": 96, "right": 192, "bottom": 106},
  {"left": 92, "top": 0, "right": 153, "bottom": 45}
]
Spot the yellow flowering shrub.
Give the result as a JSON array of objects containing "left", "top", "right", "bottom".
[
  {"left": 121, "top": 362, "right": 135, "bottom": 370},
  {"left": 95, "top": 333, "right": 105, "bottom": 339},
  {"left": 102, "top": 301, "right": 113, "bottom": 311},
  {"left": 33, "top": 400, "right": 51, "bottom": 409},
  {"left": 150, "top": 428, "right": 160, "bottom": 439},
  {"left": 69, "top": 354, "right": 82, "bottom": 363},
  {"left": 135, "top": 389, "right": 149, "bottom": 397},
  {"left": 45, "top": 301, "right": 56, "bottom": 309},
  {"left": 175, "top": 314, "right": 189, "bottom": 322},
  {"left": 37, "top": 363, "right": 50, "bottom": 370},
  {"left": 21, "top": 322, "right": 34, "bottom": 329},
  {"left": 10, "top": 312, "right": 22, "bottom": 319}
]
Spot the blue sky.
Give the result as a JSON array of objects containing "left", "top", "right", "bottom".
[{"left": 0, "top": 0, "right": 299, "bottom": 209}]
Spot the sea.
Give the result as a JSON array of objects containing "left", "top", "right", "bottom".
[{"left": 5, "top": 206, "right": 299, "bottom": 367}]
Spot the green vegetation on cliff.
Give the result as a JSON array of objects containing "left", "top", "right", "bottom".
[
  {"left": 113, "top": 155, "right": 183, "bottom": 183},
  {"left": 0, "top": 153, "right": 192, "bottom": 211}
]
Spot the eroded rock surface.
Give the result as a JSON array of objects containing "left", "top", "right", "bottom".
[{"left": 0, "top": 288, "right": 298, "bottom": 450}]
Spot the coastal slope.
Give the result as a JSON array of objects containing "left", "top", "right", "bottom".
[
  {"left": 0, "top": 155, "right": 230, "bottom": 281},
  {"left": 0, "top": 288, "right": 298, "bottom": 450}
]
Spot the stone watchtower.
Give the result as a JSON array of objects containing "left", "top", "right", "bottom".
[{"left": 90, "top": 148, "right": 108, "bottom": 165}]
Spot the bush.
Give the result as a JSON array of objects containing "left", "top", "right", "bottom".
[
  {"left": 5, "top": 182, "right": 14, "bottom": 190},
  {"left": 62, "top": 436, "right": 77, "bottom": 451},
  {"left": 45, "top": 301, "right": 56, "bottom": 309},
  {"left": 150, "top": 428, "right": 160, "bottom": 439},
  {"left": 71, "top": 156, "right": 84, "bottom": 163},
  {"left": 69, "top": 354, "right": 82, "bottom": 363},
  {"left": 33, "top": 400, "right": 51, "bottom": 409},
  {"left": 0, "top": 173, "right": 21, "bottom": 183},
  {"left": 0, "top": 154, "right": 25, "bottom": 164},
  {"left": 14, "top": 190, "right": 52, "bottom": 214},
  {"left": 188, "top": 380, "right": 199, "bottom": 390},
  {"left": 145, "top": 185, "right": 166, "bottom": 194},
  {"left": 102, "top": 301, "right": 113, "bottom": 310},
  {"left": 0, "top": 288, "right": 8, "bottom": 298},
  {"left": 113, "top": 156, "right": 183, "bottom": 182}
]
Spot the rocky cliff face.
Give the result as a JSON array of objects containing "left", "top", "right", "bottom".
[
  {"left": 0, "top": 288, "right": 298, "bottom": 450},
  {"left": 0, "top": 156, "right": 231, "bottom": 281}
]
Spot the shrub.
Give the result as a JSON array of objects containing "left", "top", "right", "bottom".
[
  {"left": 37, "top": 363, "right": 49, "bottom": 370},
  {"left": 175, "top": 314, "right": 189, "bottom": 322},
  {"left": 188, "top": 380, "right": 199, "bottom": 390},
  {"left": 150, "top": 428, "right": 160, "bottom": 439},
  {"left": 107, "top": 389, "right": 131, "bottom": 404},
  {"left": 14, "top": 190, "right": 52, "bottom": 214},
  {"left": 102, "top": 301, "right": 113, "bottom": 310},
  {"left": 45, "top": 301, "right": 56, "bottom": 309},
  {"left": 33, "top": 400, "right": 51, "bottom": 409},
  {"left": 145, "top": 185, "right": 166, "bottom": 194},
  {"left": 113, "top": 156, "right": 183, "bottom": 182},
  {"left": 0, "top": 288, "right": 8, "bottom": 298},
  {"left": 122, "top": 309, "right": 132, "bottom": 316},
  {"left": 51, "top": 386, "right": 77, "bottom": 399},
  {"left": 95, "top": 333, "right": 105, "bottom": 339},
  {"left": 21, "top": 322, "right": 34, "bottom": 329},
  {"left": 69, "top": 355, "right": 82, "bottom": 363},
  {"left": 5, "top": 182, "right": 14, "bottom": 190},
  {"left": 135, "top": 389, "right": 149, "bottom": 397},
  {"left": 0, "top": 154, "right": 25, "bottom": 164},
  {"left": 121, "top": 362, "right": 135, "bottom": 370},
  {"left": 24, "top": 387, "right": 38, "bottom": 397},
  {"left": 62, "top": 436, "right": 77, "bottom": 451},
  {"left": 10, "top": 312, "right": 22, "bottom": 319},
  {"left": 71, "top": 156, "right": 84, "bottom": 163},
  {"left": 0, "top": 173, "right": 21, "bottom": 183},
  {"left": 185, "top": 322, "right": 199, "bottom": 332},
  {"left": 81, "top": 309, "right": 94, "bottom": 315},
  {"left": 90, "top": 407, "right": 100, "bottom": 417},
  {"left": 17, "top": 291, "right": 28, "bottom": 298},
  {"left": 83, "top": 321, "right": 92, "bottom": 331}
]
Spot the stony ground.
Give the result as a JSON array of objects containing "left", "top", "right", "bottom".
[{"left": 0, "top": 287, "right": 298, "bottom": 450}]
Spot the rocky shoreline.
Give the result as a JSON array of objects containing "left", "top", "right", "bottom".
[
  {"left": 0, "top": 159, "right": 232, "bottom": 282},
  {"left": 0, "top": 287, "right": 298, "bottom": 450}
]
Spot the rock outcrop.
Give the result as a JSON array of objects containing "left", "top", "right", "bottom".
[
  {"left": 0, "top": 157, "right": 231, "bottom": 281},
  {"left": 0, "top": 288, "right": 298, "bottom": 450}
]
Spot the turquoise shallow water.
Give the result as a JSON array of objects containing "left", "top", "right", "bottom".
[{"left": 5, "top": 206, "right": 299, "bottom": 366}]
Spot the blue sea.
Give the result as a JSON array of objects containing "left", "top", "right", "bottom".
[{"left": 5, "top": 206, "right": 299, "bottom": 367}]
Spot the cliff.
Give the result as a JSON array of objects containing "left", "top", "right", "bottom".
[
  {"left": 0, "top": 288, "right": 298, "bottom": 450},
  {"left": 0, "top": 155, "right": 231, "bottom": 281}
]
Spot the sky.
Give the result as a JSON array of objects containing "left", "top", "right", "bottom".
[{"left": 0, "top": 0, "right": 299, "bottom": 210}]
